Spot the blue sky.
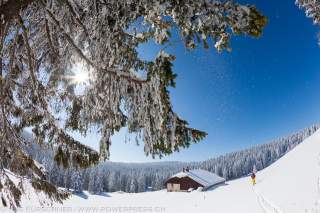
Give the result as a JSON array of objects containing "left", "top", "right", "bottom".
[{"left": 73, "top": 0, "right": 320, "bottom": 162}]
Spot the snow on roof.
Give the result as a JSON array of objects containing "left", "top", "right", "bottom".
[{"left": 170, "top": 169, "right": 225, "bottom": 188}]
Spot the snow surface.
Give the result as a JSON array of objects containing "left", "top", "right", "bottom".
[
  {"left": 0, "top": 170, "right": 58, "bottom": 212},
  {"left": 170, "top": 169, "right": 225, "bottom": 188},
  {"left": 10, "top": 129, "right": 320, "bottom": 213}
]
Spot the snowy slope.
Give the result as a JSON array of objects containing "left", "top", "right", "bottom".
[
  {"left": 257, "top": 128, "right": 320, "bottom": 213},
  {"left": 13, "top": 129, "right": 320, "bottom": 213},
  {"left": 0, "top": 170, "right": 63, "bottom": 213}
]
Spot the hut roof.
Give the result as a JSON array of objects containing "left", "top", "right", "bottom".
[{"left": 168, "top": 169, "right": 225, "bottom": 188}]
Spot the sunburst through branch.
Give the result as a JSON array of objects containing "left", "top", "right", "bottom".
[{"left": 68, "top": 62, "right": 91, "bottom": 86}]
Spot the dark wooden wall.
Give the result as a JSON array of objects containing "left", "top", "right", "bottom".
[{"left": 165, "top": 176, "right": 203, "bottom": 191}]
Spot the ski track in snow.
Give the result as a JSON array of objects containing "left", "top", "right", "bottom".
[
  {"left": 318, "top": 177, "right": 320, "bottom": 195},
  {"left": 254, "top": 188, "right": 284, "bottom": 213},
  {"left": 303, "top": 153, "right": 320, "bottom": 213},
  {"left": 318, "top": 153, "right": 320, "bottom": 196},
  {"left": 318, "top": 153, "right": 320, "bottom": 194},
  {"left": 313, "top": 154, "right": 320, "bottom": 212}
]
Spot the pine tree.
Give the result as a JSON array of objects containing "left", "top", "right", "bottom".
[
  {"left": 137, "top": 173, "right": 147, "bottom": 192},
  {"left": 95, "top": 166, "right": 104, "bottom": 194},
  {"left": 296, "top": 0, "right": 320, "bottom": 44},
  {"left": 108, "top": 171, "right": 117, "bottom": 192},
  {"left": 253, "top": 164, "right": 257, "bottom": 174},
  {"left": 296, "top": 0, "right": 320, "bottom": 24},
  {"left": 88, "top": 166, "right": 104, "bottom": 194},
  {"left": 0, "top": 0, "right": 268, "bottom": 208},
  {"left": 0, "top": 0, "right": 267, "bottom": 164},
  {"left": 71, "top": 169, "right": 83, "bottom": 193},
  {"left": 63, "top": 169, "right": 71, "bottom": 191},
  {"left": 129, "top": 179, "right": 136, "bottom": 193},
  {"left": 87, "top": 168, "right": 95, "bottom": 194}
]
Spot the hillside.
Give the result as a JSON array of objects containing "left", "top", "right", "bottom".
[
  {"left": 1, "top": 126, "right": 319, "bottom": 212},
  {"left": 0, "top": 169, "right": 68, "bottom": 212},
  {"left": 27, "top": 125, "right": 319, "bottom": 193},
  {"left": 48, "top": 127, "right": 320, "bottom": 213}
]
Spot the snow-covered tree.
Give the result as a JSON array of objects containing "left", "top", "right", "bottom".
[
  {"left": 88, "top": 166, "right": 103, "bottom": 194},
  {"left": 137, "top": 173, "right": 147, "bottom": 192},
  {"left": 296, "top": 0, "right": 320, "bottom": 25},
  {"left": 296, "top": 0, "right": 320, "bottom": 43},
  {"left": 110, "top": 172, "right": 116, "bottom": 191},
  {"left": 71, "top": 169, "right": 83, "bottom": 193},
  {"left": 0, "top": 0, "right": 267, "bottom": 164},
  {"left": 26, "top": 125, "right": 319, "bottom": 193},
  {"left": 253, "top": 164, "right": 257, "bottom": 174},
  {"left": 129, "top": 179, "right": 136, "bottom": 193},
  {"left": 0, "top": 0, "right": 268, "bottom": 208},
  {"left": 63, "top": 169, "right": 72, "bottom": 191},
  {"left": 87, "top": 168, "right": 95, "bottom": 193},
  {"left": 94, "top": 166, "right": 104, "bottom": 194}
]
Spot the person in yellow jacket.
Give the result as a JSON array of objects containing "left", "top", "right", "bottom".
[{"left": 251, "top": 173, "right": 256, "bottom": 185}]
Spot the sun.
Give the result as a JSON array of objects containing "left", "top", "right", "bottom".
[
  {"left": 72, "top": 70, "right": 89, "bottom": 84},
  {"left": 69, "top": 63, "right": 91, "bottom": 85}
]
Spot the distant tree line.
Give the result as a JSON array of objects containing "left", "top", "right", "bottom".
[
  {"left": 26, "top": 125, "right": 319, "bottom": 194},
  {"left": 199, "top": 125, "right": 319, "bottom": 179}
]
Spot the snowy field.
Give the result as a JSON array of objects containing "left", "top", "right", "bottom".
[{"left": 9, "top": 129, "right": 320, "bottom": 213}]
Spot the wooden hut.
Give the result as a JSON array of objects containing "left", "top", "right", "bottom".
[{"left": 164, "top": 168, "right": 225, "bottom": 192}]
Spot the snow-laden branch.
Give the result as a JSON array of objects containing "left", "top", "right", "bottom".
[{"left": 0, "top": 1, "right": 268, "bottom": 208}]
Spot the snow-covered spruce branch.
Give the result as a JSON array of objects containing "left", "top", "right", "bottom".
[
  {"left": 296, "top": 0, "right": 320, "bottom": 44},
  {"left": 0, "top": 0, "right": 267, "bottom": 209},
  {"left": 296, "top": 0, "right": 320, "bottom": 25},
  {"left": 43, "top": 2, "right": 146, "bottom": 84}
]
